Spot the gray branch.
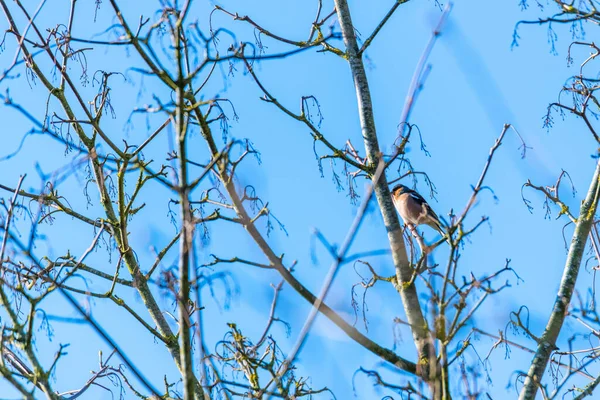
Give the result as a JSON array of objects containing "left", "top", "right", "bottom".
[
  {"left": 519, "top": 159, "right": 600, "bottom": 399},
  {"left": 333, "top": 0, "right": 438, "bottom": 387}
]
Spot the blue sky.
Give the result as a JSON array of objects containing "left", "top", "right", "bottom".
[{"left": 0, "top": 0, "right": 599, "bottom": 399}]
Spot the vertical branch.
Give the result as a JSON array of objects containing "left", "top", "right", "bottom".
[
  {"left": 173, "top": 13, "right": 198, "bottom": 400},
  {"left": 519, "top": 159, "right": 600, "bottom": 399},
  {"left": 333, "top": 0, "right": 438, "bottom": 386},
  {"left": 0, "top": 175, "right": 25, "bottom": 268}
]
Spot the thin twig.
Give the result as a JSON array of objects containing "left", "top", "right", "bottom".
[{"left": 0, "top": 175, "right": 25, "bottom": 272}]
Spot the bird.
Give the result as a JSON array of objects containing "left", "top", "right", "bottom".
[{"left": 391, "top": 184, "right": 445, "bottom": 235}]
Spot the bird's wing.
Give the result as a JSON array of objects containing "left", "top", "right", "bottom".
[
  {"left": 408, "top": 191, "right": 428, "bottom": 205},
  {"left": 409, "top": 191, "right": 443, "bottom": 227}
]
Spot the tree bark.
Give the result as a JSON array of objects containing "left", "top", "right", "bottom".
[
  {"left": 519, "top": 159, "right": 600, "bottom": 399},
  {"left": 333, "top": 0, "right": 441, "bottom": 395}
]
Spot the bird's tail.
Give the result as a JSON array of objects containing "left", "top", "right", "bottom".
[
  {"left": 431, "top": 220, "right": 444, "bottom": 235},
  {"left": 430, "top": 220, "right": 450, "bottom": 244}
]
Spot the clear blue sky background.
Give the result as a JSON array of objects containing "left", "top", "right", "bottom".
[{"left": 0, "top": 0, "right": 598, "bottom": 399}]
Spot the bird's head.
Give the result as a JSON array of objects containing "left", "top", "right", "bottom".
[{"left": 391, "top": 184, "right": 410, "bottom": 197}]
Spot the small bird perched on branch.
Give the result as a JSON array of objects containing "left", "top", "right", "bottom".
[{"left": 391, "top": 184, "right": 445, "bottom": 236}]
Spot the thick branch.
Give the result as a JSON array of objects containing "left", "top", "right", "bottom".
[
  {"left": 333, "top": 0, "right": 436, "bottom": 383},
  {"left": 519, "top": 159, "right": 600, "bottom": 399}
]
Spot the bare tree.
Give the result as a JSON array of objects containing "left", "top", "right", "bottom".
[{"left": 0, "top": 0, "right": 599, "bottom": 399}]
